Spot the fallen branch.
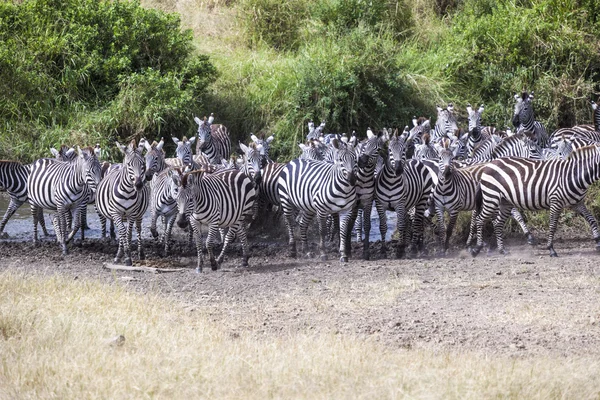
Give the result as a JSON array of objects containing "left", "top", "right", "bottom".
[{"left": 102, "top": 263, "right": 186, "bottom": 273}]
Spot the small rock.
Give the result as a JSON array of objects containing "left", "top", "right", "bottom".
[{"left": 106, "top": 334, "right": 125, "bottom": 347}]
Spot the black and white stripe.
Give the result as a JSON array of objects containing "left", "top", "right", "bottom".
[
  {"left": 473, "top": 145, "right": 600, "bottom": 257},
  {"left": 278, "top": 140, "right": 357, "bottom": 261},
  {"left": 173, "top": 168, "right": 257, "bottom": 271},
  {"left": 96, "top": 140, "right": 149, "bottom": 266},
  {"left": 513, "top": 92, "right": 549, "bottom": 148},
  {"left": 194, "top": 114, "right": 232, "bottom": 164}
]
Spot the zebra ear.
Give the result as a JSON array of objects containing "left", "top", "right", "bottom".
[
  {"left": 50, "top": 148, "right": 59, "bottom": 157},
  {"left": 157, "top": 138, "right": 164, "bottom": 151},
  {"left": 172, "top": 137, "right": 181, "bottom": 145},
  {"left": 75, "top": 146, "right": 82, "bottom": 158},
  {"left": 466, "top": 103, "right": 473, "bottom": 114},
  {"left": 143, "top": 139, "right": 152, "bottom": 151},
  {"left": 592, "top": 101, "right": 598, "bottom": 110},
  {"left": 412, "top": 116, "right": 418, "bottom": 127},
  {"left": 250, "top": 134, "right": 259, "bottom": 143},
  {"left": 436, "top": 105, "right": 443, "bottom": 113},
  {"left": 478, "top": 104, "right": 485, "bottom": 114},
  {"left": 188, "top": 136, "right": 196, "bottom": 145},
  {"left": 239, "top": 142, "right": 249, "bottom": 154},
  {"left": 208, "top": 113, "right": 215, "bottom": 125},
  {"left": 194, "top": 116, "right": 202, "bottom": 126},
  {"left": 266, "top": 135, "right": 274, "bottom": 143},
  {"left": 116, "top": 141, "right": 127, "bottom": 154}
]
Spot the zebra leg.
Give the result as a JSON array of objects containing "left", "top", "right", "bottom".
[
  {"left": 38, "top": 207, "right": 49, "bottom": 236},
  {"left": 510, "top": 208, "right": 535, "bottom": 245},
  {"left": 341, "top": 205, "right": 359, "bottom": 261},
  {"left": 572, "top": 202, "right": 600, "bottom": 252},
  {"left": 375, "top": 200, "right": 388, "bottom": 256},
  {"left": 362, "top": 201, "right": 374, "bottom": 260},
  {"left": 124, "top": 219, "right": 135, "bottom": 266},
  {"left": 113, "top": 216, "right": 126, "bottom": 264},
  {"left": 149, "top": 208, "right": 160, "bottom": 241},
  {"left": 545, "top": 205, "right": 563, "bottom": 257},
  {"left": 444, "top": 211, "right": 460, "bottom": 253},
  {"left": 281, "top": 201, "right": 297, "bottom": 258},
  {"left": 491, "top": 206, "right": 512, "bottom": 255},
  {"left": 299, "top": 212, "right": 316, "bottom": 258},
  {"left": 57, "top": 206, "right": 69, "bottom": 256},
  {"left": 435, "top": 205, "right": 446, "bottom": 252},
  {"left": 394, "top": 202, "right": 407, "bottom": 259},
  {"left": 466, "top": 210, "right": 477, "bottom": 248},
  {"left": 317, "top": 213, "right": 328, "bottom": 261},
  {"left": 31, "top": 204, "right": 40, "bottom": 245},
  {"left": 206, "top": 225, "right": 220, "bottom": 270},
  {"left": 136, "top": 218, "right": 145, "bottom": 261},
  {"left": 471, "top": 210, "right": 486, "bottom": 257},
  {"left": 355, "top": 208, "right": 364, "bottom": 242},
  {"left": 97, "top": 205, "right": 108, "bottom": 239},
  {"left": 0, "top": 197, "right": 24, "bottom": 238},
  {"left": 410, "top": 205, "right": 426, "bottom": 256},
  {"left": 189, "top": 218, "right": 205, "bottom": 272},
  {"left": 216, "top": 226, "right": 237, "bottom": 266},
  {"left": 163, "top": 214, "right": 176, "bottom": 256},
  {"left": 66, "top": 203, "right": 85, "bottom": 244},
  {"left": 238, "top": 225, "right": 250, "bottom": 268}
]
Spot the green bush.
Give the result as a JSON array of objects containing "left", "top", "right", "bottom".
[{"left": 0, "top": 0, "right": 217, "bottom": 161}]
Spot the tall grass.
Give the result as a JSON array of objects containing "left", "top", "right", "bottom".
[{"left": 2, "top": 271, "right": 600, "bottom": 398}]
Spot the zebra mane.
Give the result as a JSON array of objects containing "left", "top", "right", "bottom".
[
  {"left": 566, "top": 144, "right": 600, "bottom": 161},
  {"left": 422, "top": 133, "right": 431, "bottom": 145}
]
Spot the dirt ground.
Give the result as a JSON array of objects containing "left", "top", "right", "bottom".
[{"left": 2, "top": 222, "right": 600, "bottom": 359}]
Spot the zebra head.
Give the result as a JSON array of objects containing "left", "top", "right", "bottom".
[
  {"left": 451, "top": 130, "right": 469, "bottom": 159},
  {"left": 331, "top": 139, "right": 356, "bottom": 186},
  {"left": 307, "top": 120, "right": 326, "bottom": 141},
  {"left": 299, "top": 141, "right": 323, "bottom": 160},
  {"left": 51, "top": 145, "right": 76, "bottom": 162},
  {"left": 512, "top": 92, "right": 530, "bottom": 128},
  {"left": 356, "top": 130, "right": 381, "bottom": 169},
  {"left": 386, "top": 130, "right": 406, "bottom": 176},
  {"left": 77, "top": 146, "right": 102, "bottom": 192},
  {"left": 250, "top": 133, "right": 274, "bottom": 165},
  {"left": 435, "top": 103, "right": 458, "bottom": 139},
  {"left": 194, "top": 114, "right": 214, "bottom": 152},
  {"left": 239, "top": 142, "right": 263, "bottom": 184},
  {"left": 173, "top": 136, "right": 196, "bottom": 166},
  {"left": 467, "top": 103, "right": 484, "bottom": 134},
  {"left": 117, "top": 140, "right": 146, "bottom": 191},
  {"left": 144, "top": 138, "right": 165, "bottom": 181},
  {"left": 437, "top": 148, "right": 455, "bottom": 181},
  {"left": 173, "top": 169, "right": 204, "bottom": 229}
]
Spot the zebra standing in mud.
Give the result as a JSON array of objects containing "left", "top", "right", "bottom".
[
  {"left": 27, "top": 147, "right": 102, "bottom": 255},
  {"left": 374, "top": 130, "right": 434, "bottom": 258},
  {"left": 195, "top": 114, "right": 232, "bottom": 164},
  {"left": 0, "top": 161, "right": 48, "bottom": 238},
  {"left": 278, "top": 140, "right": 357, "bottom": 262},
  {"left": 96, "top": 140, "right": 149, "bottom": 266},
  {"left": 513, "top": 92, "right": 549, "bottom": 148},
  {"left": 472, "top": 145, "right": 600, "bottom": 258},
  {"left": 433, "top": 149, "right": 535, "bottom": 253},
  {"left": 172, "top": 167, "right": 256, "bottom": 272},
  {"left": 341, "top": 130, "right": 382, "bottom": 260}
]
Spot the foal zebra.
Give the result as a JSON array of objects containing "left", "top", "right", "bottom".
[
  {"left": 473, "top": 145, "right": 600, "bottom": 257},
  {"left": 172, "top": 168, "right": 256, "bottom": 272},
  {"left": 278, "top": 140, "right": 357, "bottom": 262},
  {"left": 28, "top": 147, "right": 102, "bottom": 255},
  {"left": 0, "top": 161, "right": 48, "bottom": 238},
  {"left": 194, "top": 114, "right": 232, "bottom": 164},
  {"left": 96, "top": 140, "right": 149, "bottom": 266}
]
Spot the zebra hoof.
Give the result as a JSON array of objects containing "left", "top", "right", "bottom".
[
  {"left": 150, "top": 228, "right": 159, "bottom": 240},
  {"left": 211, "top": 260, "right": 219, "bottom": 271},
  {"left": 139, "top": 251, "right": 146, "bottom": 261},
  {"left": 362, "top": 252, "right": 370, "bottom": 261},
  {"left": 241, "top": 258, "right": 249, "bottom": 268},
  {"left": 339, "top": 256, "right": 348, "bottom": 263},
  {"left": 320, "top": 254, "right": 327, "bottom": 261},
  {"left": 395, "top": 248, "right": 405, "bottom": 259},
  {"left": 195, "top": 266, "right": 203, "bottom": 273},
  {"left": 470, "top": 246, "right": 482, "bottom": 257},
  {"left": 498, "top": 249, "right": 509, "bottom": 255},
  {"left": 527, "top": 235, "right": 537, "bottom": 246},
  {"left": 0, "top": 232, "right": 8, "bottom": 239},
  {"left": 124, "top": 258, "right": 133, "bottom": 267}
]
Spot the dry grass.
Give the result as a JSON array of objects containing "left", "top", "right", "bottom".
[{"left": 2, "top": 271, "right": 600, "bottom": 399}]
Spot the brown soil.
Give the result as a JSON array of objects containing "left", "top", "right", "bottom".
[{"left": 2, "top": 227, "right": 600, "bottom": 358}]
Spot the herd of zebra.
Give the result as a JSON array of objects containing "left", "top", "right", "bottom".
[{"left": 2, "top": 92, "right": 600, "bottom": 270}]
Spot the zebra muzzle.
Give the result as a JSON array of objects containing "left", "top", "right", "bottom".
[
  {"left": 134, "top": 177, "right": 144, "bottom": 190},
  {"left": 177, "top": 213, "right": 188, "bottom": 228}
]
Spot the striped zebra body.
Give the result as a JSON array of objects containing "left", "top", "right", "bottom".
[
  {"left": 27, "top": 148, "right": 102, "bottom": 255},
  {"left": 434, "top": 152, "right": 534, "bottom": 252},
  {"left": 341, "top": 134, "right": 382, "bottom": 260},
  {"left": 173, "top": 168, "right": 256, "bottom": 271},
  {"left": 96, "top": 141, "right": 149, "bottom": 266},
  {"left": 549, "top": 126, "right": 600, "bottom": 147},
  {"left": 468, "top": 134, "right": 541, "bottom": 164},
  {"left": 278, "top": 143, "right": 357, "bottom": 261},
  {"left": 473, "top": 145, "right": 600, "bottom": 257},
  {"left": 374, "top": 134, "right": 433, "bottom": 258},
  {"left": 239, "top": 142, "right": 264, "bottom": 221},
  {"left": 413, "top": 134, "right": 439, "bottom": 161},
  {"left": 0, "top": 161, "right": 48, "bottom": 237},
  {"left": 195, "top": 115, "right": 232, "bottom": 164}
]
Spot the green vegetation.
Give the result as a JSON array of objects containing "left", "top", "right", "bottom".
[{"left": 1, "top": 0, "right": 600, "bottom": 162}]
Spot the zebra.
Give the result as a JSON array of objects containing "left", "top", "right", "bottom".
[
  {"left": 307, "top": 120, "right": 326, "bottom": 141},
  {"left": 172, "top": 167, "right": 256, "bottom": 271},
  {"left": 542, "top": 137, "right": 573, "bottom": 160},
  {"left": 250, "top": 133, "right": 275, "bottom": 163},
  {"left": 194, "top": 114, "right": 232, "bottom": 164},
  {"left": 431, "top": 104, "right": 458, "bottom": 142},
  {"left": 472, "top": 145, "right": 600, "bottom": 257},
  {"left": 467, "top": 134, "right": 542, "bottom": 165},
  {"left": 341, "top": 130, "right": 382, "bottom": 260},
  {"left": 513, "top": 91, "right": 549, "bottom": 148},
  {"left": 466, "top": 104, "right": 491, "bottom": 154},
  {"left": 298, "top": 141, "right": 324, "bottom": 161},
  {"left": 0, "top": 161, "right": 48, "bottom": 238},
  {"left": 28, "top": 147, "right": 102, "bottom": 255},
  {"left": 96, "top": 140, "right": 150, "bottom": 266},
  {"left": 374, "top": 131, "right": 434, "bottom": 258},
  {"left": 413, "top": 133, "right": 439, "bottom": 161},
  {"left": 278, "top": 139, "right": 357, "bottom": 262},
  {"left": 433, "top": 149, "right": 535, "bottom": 253}
]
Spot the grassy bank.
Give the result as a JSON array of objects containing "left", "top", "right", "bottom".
[{"left": 1, "top": 270, "right": 600, "bottom": 398}]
